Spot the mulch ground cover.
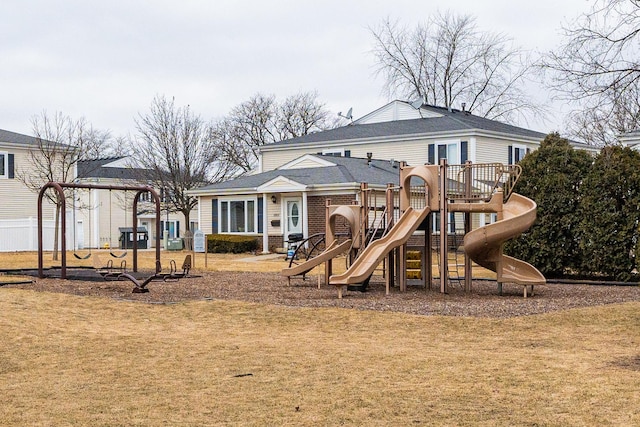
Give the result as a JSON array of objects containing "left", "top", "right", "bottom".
[{"left": 4, "top": 271, "right": 639, "bottom": 318}]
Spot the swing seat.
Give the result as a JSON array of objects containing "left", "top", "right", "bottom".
[
  {"left": 73, "top": 252, "right": 92, "bottom": 260},
  {"left": 110, "top": 251, "right": 127, "bottom": 259}
]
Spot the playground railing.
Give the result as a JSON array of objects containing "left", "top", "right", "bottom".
[{"left": 446, "top": 162, "right": 522, "bottom": 202}]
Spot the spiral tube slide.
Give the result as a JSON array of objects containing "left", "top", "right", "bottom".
[{"left": 463, "top": 193, "right": 545, "bottom": 287}]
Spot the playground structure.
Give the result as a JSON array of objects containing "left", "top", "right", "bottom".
[
  {"left": 282, "top": 161, "right": 546, "bottom": 298},
  {"left": 281, "top": 199, "right": 365, "bottom": 285},
  {"left": 36, "top": 182, "right": 162, "bottom": 285}
]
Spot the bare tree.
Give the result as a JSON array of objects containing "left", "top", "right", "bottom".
[
  {"left": 211, "top": 91, "right": 336, "bottom": 173},
  {"left": 18, "top": 111, "right": 110, "bottom": 259},
  {"left": 543, "top": 0, "right": 640, "bottom": 145},
  {"left": 276, "top": 91, "right": 332, "bottom": 139},
  {"left": 370, "top": 12, "right": 544, "bottom": 125},
  {"left": 132, "top": 95, "right": 234, "bottom": 233}
]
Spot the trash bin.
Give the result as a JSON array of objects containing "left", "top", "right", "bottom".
[
  {"left": 118, "top": 227, "right": 148, "bottom": 249},
  {"left": 166, "top": 238, "right": 184, "bottom": 251},
  {"left": 286, "top": 233, "right": 304, "bottom": 260}
]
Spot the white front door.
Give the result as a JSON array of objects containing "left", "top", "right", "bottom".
[{"left": 284, "top": 197, "right": 302, "bottom": 238}]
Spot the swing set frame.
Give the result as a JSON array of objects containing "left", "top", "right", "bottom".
[{"left": 37, "top": 182, "right": 162, "bottom": 279}]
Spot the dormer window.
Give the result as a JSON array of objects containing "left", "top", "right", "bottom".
[{"left": 322, "top": 148, "right": 348, "bottom": 157}]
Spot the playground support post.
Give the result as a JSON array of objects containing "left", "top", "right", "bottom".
[
  {"left": 464, "top": 161, "right": 473, "bottom": 292},
  {"left": 439, "top": 159, "right": 448, "bottom": 293},
  {"left": 385, "top": 183, "right": 395, "bottom": 294},
  {"left": 324, "top": 199, "right": 332, "bottom": 287}
]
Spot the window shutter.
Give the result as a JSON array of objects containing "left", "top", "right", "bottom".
[
  {"left": 176, "top": 221, "right": 180, "bottom": 238},
  {"left": 460, "top": 141, "right": 468, "bottom": 163},
  {"left": 526, "top": 147, "right": 531, "bottom": 155},
  {"left": 428, "top": 144, "right": 435, "bottom": 164},
  {"left": 212, "top": 199, "right": 218, "bottom": 234},
  {"left": 508, "top": 146, "right": 513, "bottom": 164},
  {"left": 257, "top": 197, "right": 264, "bottom": 234},
  {"left": 344, "top": 150, "right": 351, "bottom": 158},
  {"left": 8, "top": 154, "right": 14, "bottom": 179}
]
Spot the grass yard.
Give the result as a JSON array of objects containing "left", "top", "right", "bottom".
[{"left": 1, "top": 286, "right": 639, "bottom": 425}]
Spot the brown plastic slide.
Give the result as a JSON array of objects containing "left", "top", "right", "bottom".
[
  {"left": 330, "top": 207, "right": 431, "bottom": 286},
  {"left": 281, "top": 239, "right": 352, "bottom": 279},
  {"left": 463, "top": 193, "right": 545, "bottom": 285}
]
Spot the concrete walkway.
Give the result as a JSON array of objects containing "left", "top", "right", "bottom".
[{"left": 237, "top": 253, "right": 284, "bottom": 262}]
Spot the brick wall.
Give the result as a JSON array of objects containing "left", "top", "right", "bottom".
[{"left": 307, "top": 194, "right": 358, "bottom": 237}]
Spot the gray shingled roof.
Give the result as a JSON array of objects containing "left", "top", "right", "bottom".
[
  {"left": 194, "top": 155, "right": 401, "bottom": 193},
  {"left": 77, "top": 157, "right": 145, "bottom": 180},
  {"left": 264, "top": 105, "right": 547, "bottom": 148},
  {"left": 0, "top": 128, "right": 71, "bottom": 149},
  {"left": 0, "top": 128, "right": 42, "bottom": 146}
]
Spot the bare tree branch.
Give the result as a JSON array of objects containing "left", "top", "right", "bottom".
[
  {"left": 131, "top": 95, "right": 233, "bottom": 231},
  {"left": 543, "top": 0, "right": 640, "bottom": 144},
  {"left": 211, "top": 91, "right": 337, "bottom": 173},
  {"left": 17, "top": 111, "right": 111, "bottom": 258},
  {"left": 370, "top": 12, "right": 545, "bottom": 125}
]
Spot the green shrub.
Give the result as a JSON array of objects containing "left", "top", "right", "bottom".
[
  {"left": 577, "top": 145, "right": 640, "bottom": 281},
  {"left": 504, "top": 133, "right": 593, "bottom": 277},
  {"left": 207, "top": 234, "right": 259, "bottom": 253}
]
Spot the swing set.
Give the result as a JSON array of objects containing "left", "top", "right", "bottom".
[
  {"left": 71, "top": 188, "right": 130, "bottom": 260},
  {"left": 37, "top": 182, "right": 162, "bottom": 279}
]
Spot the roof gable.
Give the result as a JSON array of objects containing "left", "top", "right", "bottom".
[
  {"left": 278, "top": 154, "right": 336, "bottom": 170},
  {"left": 355, "top": 100, "right": 443, "bottom": 124},
  {"left": 257, "top": 176, "right": 307, "bottom": 192}
]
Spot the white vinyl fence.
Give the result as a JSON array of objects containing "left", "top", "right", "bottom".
[{"left": 0, "top": 217, "right": 72, "bottom": 252}]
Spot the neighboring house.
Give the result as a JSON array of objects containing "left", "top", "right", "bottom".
[
  {"left": 190, "top": 100, "right": 590, "bottom": 253},
  {"left": 620, "top": 130, "right": 640, "bottom": 151},
  {"left": 189, "top": 154, "right": 401, "bottom": 252},
  {"left": 75, "top": 157, "right": 196, "bottom": 250},
  {"left": 0, "top": 129, "right": 58, "bottom": 251}
]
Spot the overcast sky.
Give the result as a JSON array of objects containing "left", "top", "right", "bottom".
[{"left": 2, "top": 0, "right": 590, "bottom": 138}]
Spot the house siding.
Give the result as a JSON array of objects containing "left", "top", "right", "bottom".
[
  {"left": 72, "top": 180, "right": 187, "bottom": 249},
  {"left": 0, "top": 147, "right": 57, "bottom": 221}
]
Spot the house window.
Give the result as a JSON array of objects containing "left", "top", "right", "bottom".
[
  {"left": 321, "top": 148, "right": 349, "bottom": 157},
  {"left": 508, "top": 145, "right": 528, "bottom": 164},
  {"left": 428, "top": 141, "right": 467, "bottom": 164},
  {"left": 0, "top": 153, "right": 5, "bottom": 178},
  {"left": 160, "top": 220, "right": 180, "bottom": 239},
  {"left": 218, "top": 198, "right": 258, "bottom": 234},
  {"left": 432, "top": 212, "right": 457, "bottom": 234},
  {"left": 138, "top": 191, "right": 153, "bottom": 203}
]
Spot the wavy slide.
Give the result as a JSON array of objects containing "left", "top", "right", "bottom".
[
  {"left": 463, "top": 193, "right": 545, "bottom": 286},
  {"left": 281, "top": 239, "right": 352, "bottom": 279},
  {"left": 330, "top": 207, "right": 431, "bottom": 286}
]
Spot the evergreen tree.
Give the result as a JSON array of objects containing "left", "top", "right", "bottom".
[
  {"left": 504, "top": 133, "right": 593, "bottom": 277},
  {"left": 578, "top": 145, "right": 640, "bottom": 280}
]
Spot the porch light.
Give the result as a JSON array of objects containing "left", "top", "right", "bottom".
[{"left": 271, "top": 195, "right": 277, "bottom": 204}]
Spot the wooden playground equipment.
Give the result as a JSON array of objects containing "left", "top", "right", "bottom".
[{"left": 282, "top": 160, "right": 546, "bottom": 298}]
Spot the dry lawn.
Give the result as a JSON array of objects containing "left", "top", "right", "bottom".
[
  {"left": 1, "top": 289, "right": 638, "bottom": 426},
  {"left": 1, "top": 251, "right": 639, "bottom": 425}
]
